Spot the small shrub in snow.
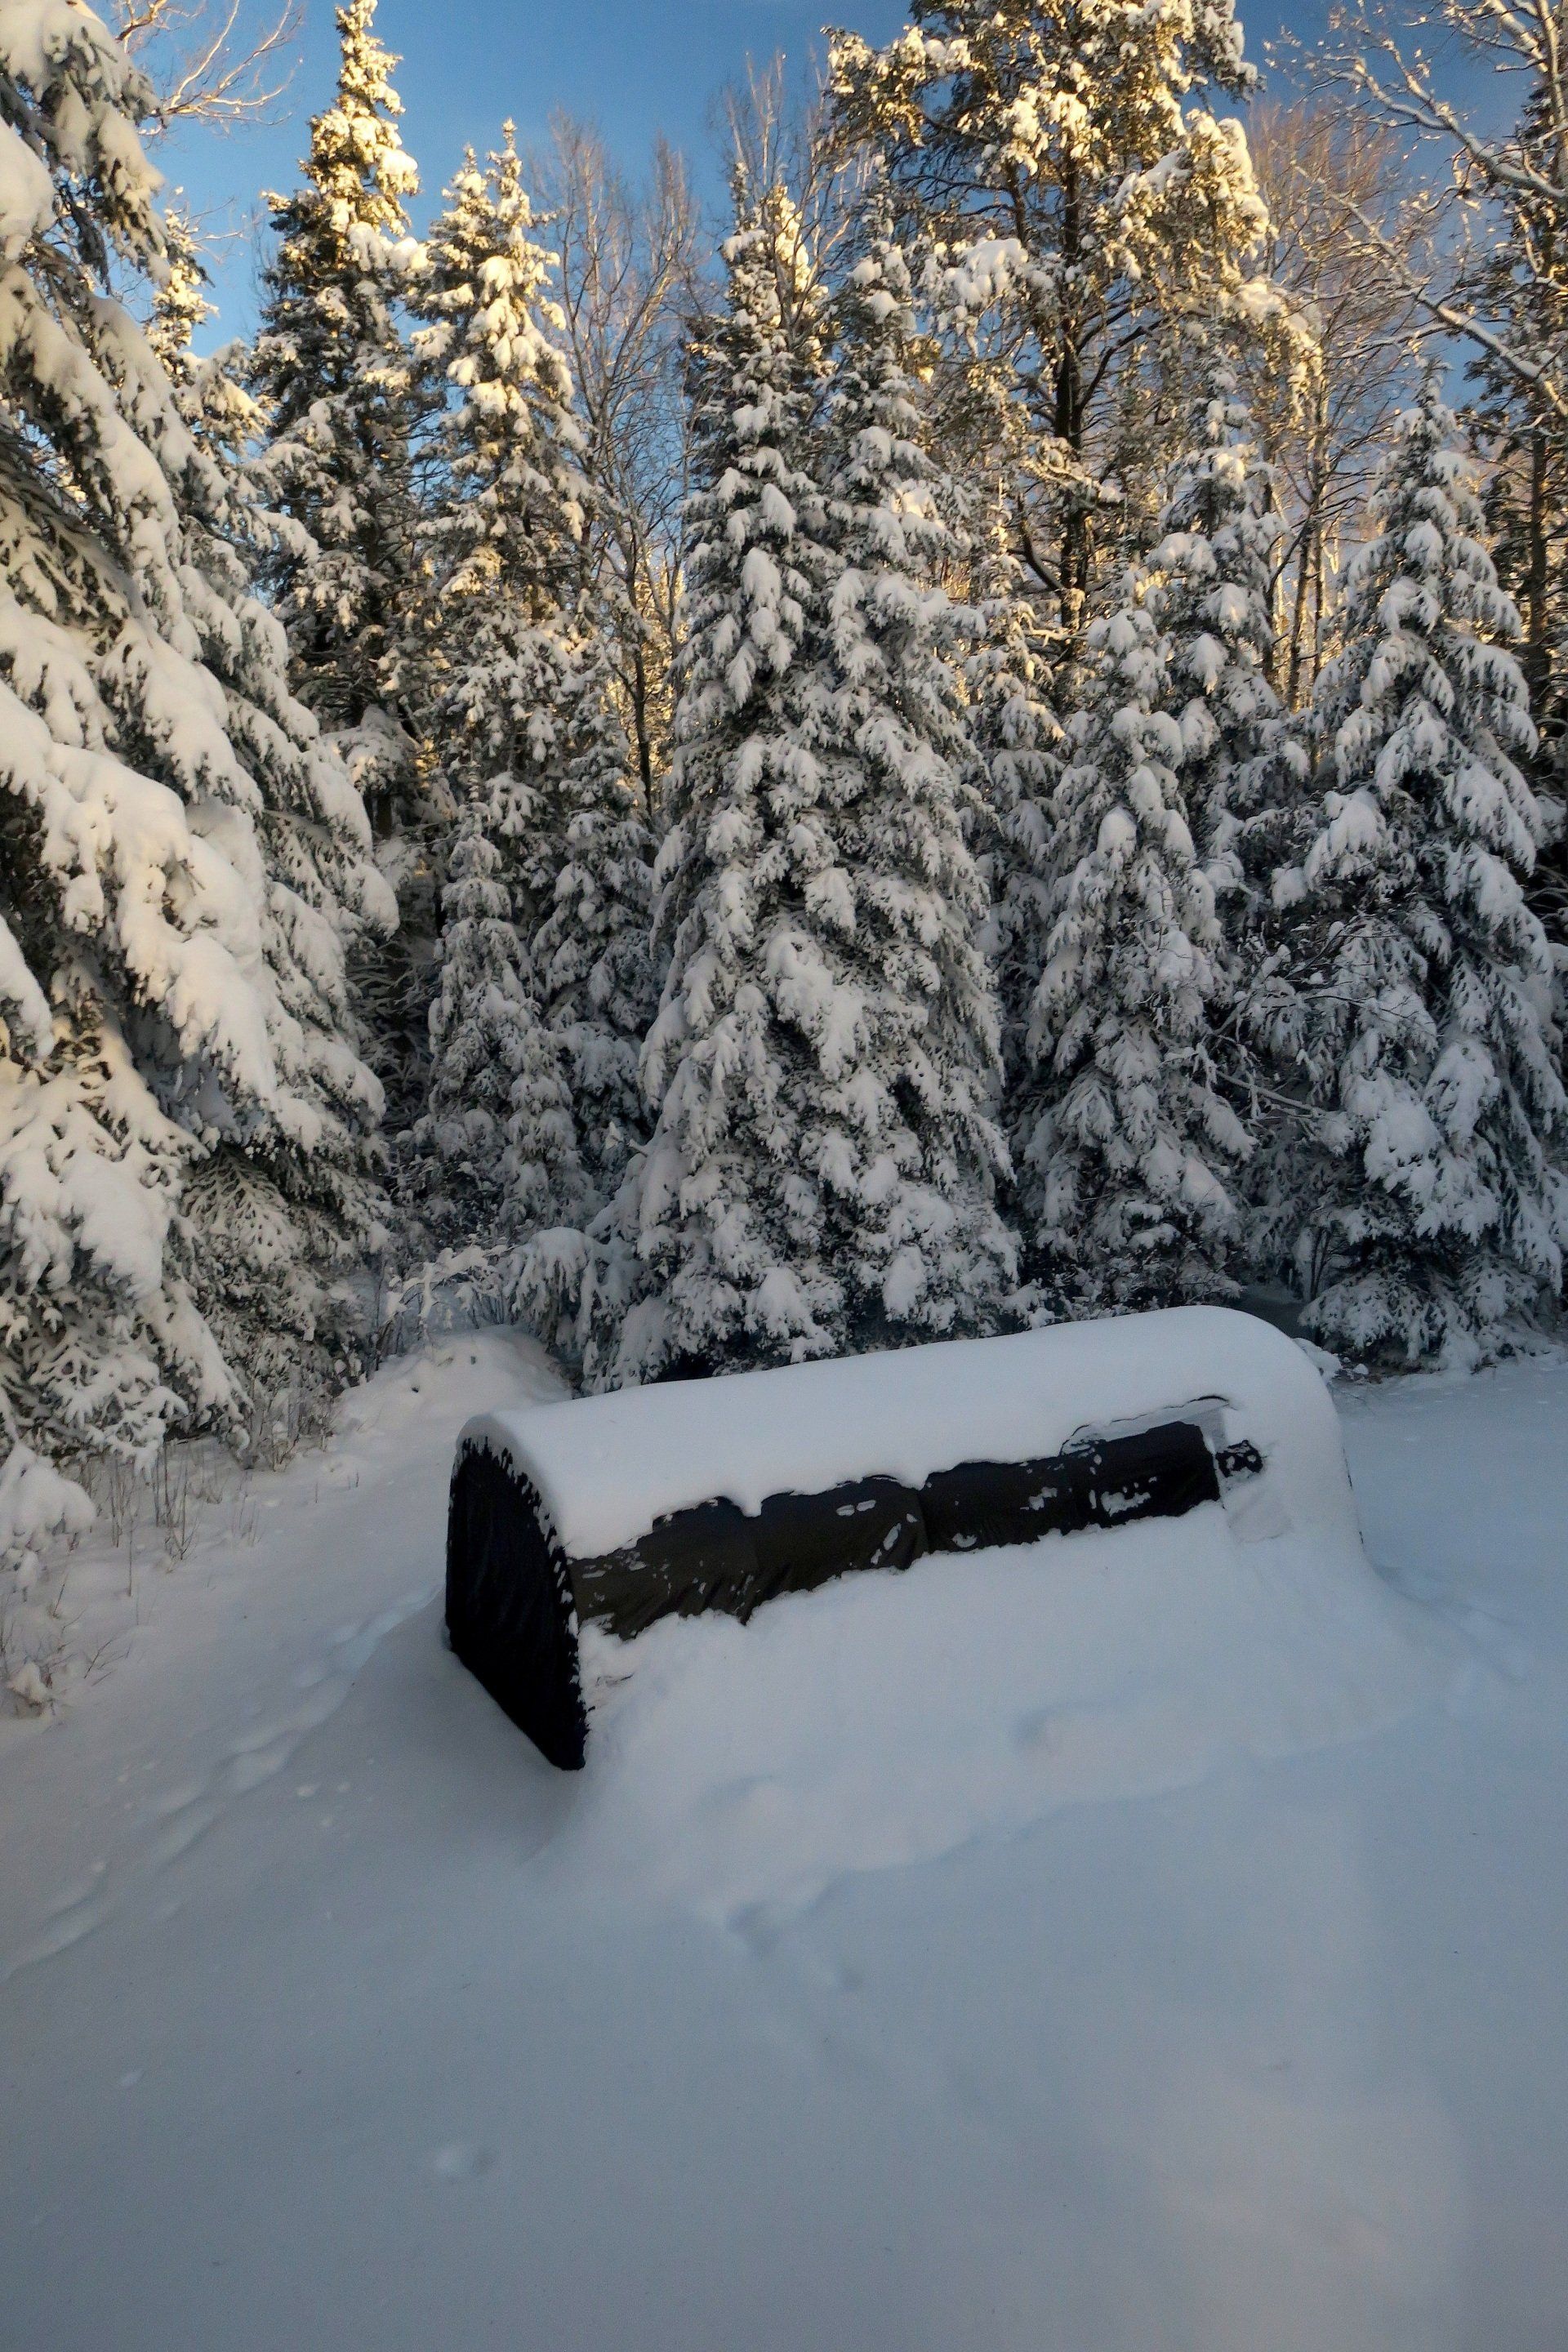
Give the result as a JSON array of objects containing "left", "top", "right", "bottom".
[{"left": 0, "top": 1447, "right": 94, "bottom": 1588}]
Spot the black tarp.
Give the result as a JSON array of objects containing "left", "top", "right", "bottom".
[
  {"left": 448, "top": 1415, "right": 1235, "bottom": 1767},
  {"left": 446, "top": 1446, "right": 589, "bottom": 1770}
]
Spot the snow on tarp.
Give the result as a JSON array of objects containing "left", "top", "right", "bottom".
[
  {"left": 459, "top": 1305, "right": 1348, "bottom": 1561},
  {"left": 449, "top": 1307, "right": 1369, "bottom": 1769}
]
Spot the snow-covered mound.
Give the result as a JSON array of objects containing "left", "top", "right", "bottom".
[
  {"left": 565, "top": 1492, "right": 1443, "bottom": 1929},
  {"left": 451, "top": 1307, "right": 1388, "bottom": 1774}
]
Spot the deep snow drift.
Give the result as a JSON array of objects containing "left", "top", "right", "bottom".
[{"left": 2, "top": 1334, "right": 1567, "bottom": 2351}]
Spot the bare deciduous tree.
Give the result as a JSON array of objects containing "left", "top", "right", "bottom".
[
  {"left": 717, "top": 50, "right": 869, "bottom": 277},
  {"left": 1245, "top": 96, "right": 1429, "bottom": 703},
  {"left": 529, "top": 118, "right": 701, "bottom": 807},
  {"left": 1321, "top": 0, "right": 1568, "bottom": 420},
  {"left": 115, "top": 0, "right": 301, "bottom": 128}
]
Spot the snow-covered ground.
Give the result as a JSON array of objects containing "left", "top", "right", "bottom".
[{"left": 2, "top": 1336, "right": 1566, "bottom": 2351}]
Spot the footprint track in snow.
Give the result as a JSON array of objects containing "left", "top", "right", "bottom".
[{"left": 4, "top": 1588, "right": 434, "bottom": 1981}]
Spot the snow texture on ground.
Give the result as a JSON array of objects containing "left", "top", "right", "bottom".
[{"left": 2, "top": 1334, "right": 1566, "bottom": 2351}]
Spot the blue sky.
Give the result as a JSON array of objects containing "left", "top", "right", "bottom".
[{"left": 158, "top": 0, "right": 1334, "bottom": 341}]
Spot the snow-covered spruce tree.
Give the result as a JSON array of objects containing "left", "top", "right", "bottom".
[
  {"left": 247, "top": 0, "right": 435, "bottom": 1135},
  {"left": 0, "top": 2, "right": 390, "bottom": 1539},
  {"left": 967, "top": 483, "right": 1064, "bottom": 1087},
  {"left": 148, "top": 206, "right": 269, "bottom": 479},
  {"left": 536, "top": 179, "right": 1016, "bottom": 1385},
  {"left": 829, "top": 2, "right": 1306, "bottom": 1190},
  {"left": 247, "top": 0, "right": 425, "bottom": 801},
  {"left": 1013, "top": 570, "right": 1249, "bottom": 1311},
  {"left": 808, "top": 212, "right": 1017, "bottom": 1325},
  {"left": 411, "top": 127, "right": 587, "bottom": 815},
  {"left": 410, "top": 129, "right": 651, "bottom": 1245},
  {"left": 531, "top": 697, "right": 657, "bottom": 1207},
  {"left": 1268, "top": 381, "right": 1568, "bottom": 1365},
  {"left": 1150, "top": 355, "right": 1306, "bottom": 902},
  {"left": 1352, "top": 4, "right": 1568, "bottom": 893},
  {"left": 145, "top": 200, "right": 207, "bottom": 382},
  {"left": 411, "top": 785, "right": 582, "bottom": 1258},
  {"left": 1143, "top": 354, "right": 1318, "bottom": 1288},
  {"left": 518, "top": 176, "right": 834, "bottom": 1380}
]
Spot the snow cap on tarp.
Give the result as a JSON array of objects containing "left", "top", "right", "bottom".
[{"left": 457, "top": 1305, "right": 1352, "bottom": 1564}]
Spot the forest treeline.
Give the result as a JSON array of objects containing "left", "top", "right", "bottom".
[{"left": 2, "top": 0, "right": 1567, "bottom": 1566}]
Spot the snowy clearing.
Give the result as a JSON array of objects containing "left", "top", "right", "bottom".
[{"left": 2, "top": 1337, "right": 1567, "bottom": 2351}]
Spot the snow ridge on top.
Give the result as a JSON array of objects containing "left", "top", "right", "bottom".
[{"left": 461, "top": 1304, "right": 1356, "bottom": 1561}]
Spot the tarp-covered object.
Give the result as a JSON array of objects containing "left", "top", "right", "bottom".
[{"left": 448, "top": 1307, "right": 1359, "bottom": 1769}]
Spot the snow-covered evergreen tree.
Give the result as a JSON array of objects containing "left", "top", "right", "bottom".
[
  {"left": 1270, "top": 381, "right": 1568, "bottom": 1363},
  {"left": 411, "top": 786, "right": 582, "bottom": 1258},
  {"left": 830, "top": 7, "right": 1306, "bottom": 1226},
  {"left": 413, "top": 127, "right": 653, "bottom": 1229},
  {"left": 1013, "top": 570, "right": 1249, "bottom": 1310},
  {"left": 969, "top": 488, "right": 1065, "bottom": 1087},
  {"left": 1150, "top": 356, "right": 1306, "bottom": 899},
  {"left": 246, "top": 0, "right": 434, "bottom": 1141},
  {"left": 148, "top": 206, "right": 268, "bottom": 477},
  {"left": 537, "top": 179, "right": 1015, "bottom": 1385},
  {"left": 247, "top": 0, "right": 426, "bottom": 817},
  {"left": 412, "top": 127, "right": 587, "bottom": 804},
  {"left": 145, "top": 202, "right": 209, "bottom": 383},
  {"left": 808, "top": 212, "right": 1017, "bottom": 1325},
  {"left": 531, "top": 717, "right": 657, "bottom": 1205},
  {"left": 522, "top": 176, "right": 837, "bottom": 1381},
  {"left": 0, "top": 0, "right": 390, "bottom": 1530}
]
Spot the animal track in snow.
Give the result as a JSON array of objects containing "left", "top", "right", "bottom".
[{"left": 4, "top": 1589, "right": 434, "bottom": 1981}]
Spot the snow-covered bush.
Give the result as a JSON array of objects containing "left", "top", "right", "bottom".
[{"left": 0, "top": 1444, "right": 93, "bottom": 1588}]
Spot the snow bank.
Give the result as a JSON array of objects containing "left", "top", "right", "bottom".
[
  {"left": 452, "top": 1307, "right": 1432, "bottom": 1900},
  {"left": 564, "top": 1490, "right": 1437, "bottom": 1928},
  {"left": 461, "top": 1304, "right": 1352, "bottom": 1560},
  {"left": 0, "top": 1442, "right": 92, "bottom": 1580}
]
